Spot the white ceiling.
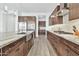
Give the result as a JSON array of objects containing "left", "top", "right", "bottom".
[{"left": 0, "top": 3, "right": 58, "bottom": 14}]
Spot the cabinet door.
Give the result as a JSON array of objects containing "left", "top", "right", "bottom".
[
  {"left": 0, "top": 49, "right": 1, "bottom": 56},
  {"left": 8, "top": 42, "right": 24, "bottom": 56},
  {"left": 18, "top": 42, "right": 24, "bottom": 56},
  {"left": 23, "top": 41, "right": 28, "bottom": 56},
  {"left": 69, "top": 3, "right": 79, "bottom": 20},
  {"left": 28, "top": 40, "right": 32, "bottom": 50},
  {"left": 58, "top": 43, "right": 68, "bottom": 56},
  {"left": 8, "top": 48, "right": 19, "bottom": 56},
  {"left": 51, "top": 36, "right": 67, "bottom": 56},
  {"left": 9, "top": 42, "right": 24, "bottom": 56},
  {"left": 61, "top": 38, "right": 79, "bottom": 56}
]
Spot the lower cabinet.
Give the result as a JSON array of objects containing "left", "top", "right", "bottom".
[
  {"left": 18, "top": 42, "right": 25, "bottom": 56},
  {"left": 28, "top": 33, "right": 34, "bottom": 51},
  {"left": 0, "top": 49, "right": 1, "bottom": 56},
  {"left": 7, "top": 43, "right": 24, "bottom": 56},
  {"left": 23, "top": 41, "right": 28, "bottom": 56},
  {"left": 47, "top": 31, "right": 79, "bottom": 56},
  {"left": 1, "top": 32, "right": 34, "bottom": 56},
  {"left": 2, "top": 36, "right": 26, "bottom": 56}
]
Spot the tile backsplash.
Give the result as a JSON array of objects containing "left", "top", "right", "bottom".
[{"left": 48, "top": 19, "right": 79, "bottom": 33}]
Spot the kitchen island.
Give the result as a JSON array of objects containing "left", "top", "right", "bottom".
[
  {"left": 47, "top": 30, "right": 79, "bottom": 56},
  {"left": 0, "top": 31, "right": 34, "bottom": 56}
]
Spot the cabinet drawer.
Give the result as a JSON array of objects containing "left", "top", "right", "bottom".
[
  {"left": 2, "top": 37, "right": 25, "bottom": 56},
  {"left": 60, "top": 37, "right": 79, "bottom": 55}
]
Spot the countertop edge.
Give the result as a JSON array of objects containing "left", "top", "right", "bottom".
[
  {"left": 0, "top": 31, "right": 34, "bottom": 49},
  {"left": 47, "top": 30, "right": 79, "bottom": 45}
]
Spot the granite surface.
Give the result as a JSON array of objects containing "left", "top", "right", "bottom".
[
  {"left": 48, "top": 30, "right": 79, "bottom": 45},
  {"left": 0, "top": 31, "right": 34, "bottom": 49}
]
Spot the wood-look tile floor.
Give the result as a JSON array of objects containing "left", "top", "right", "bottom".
[{"left": 27, "top": 35, "right": 57, "bottom": 56}]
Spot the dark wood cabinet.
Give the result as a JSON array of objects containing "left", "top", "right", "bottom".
[
  {"left": 18, "top": 16, "right": 36, "bottom": 22},
  {"left": 38, "top": 21, "right": 46, "bottom": 35},
  {"left": 49, "top": 3, "right": 79, "bottom": 24},
  {"left": 0, "top": 49, "right": 1, "bottom": 56},
  {"left": 49, "top": 5, "right": 63, "bottom": 25},
  {"left": 18, "top": 16, "right": 36, "bottom": 32},
  {"left": 23, "top": 41, "right": 28, "bottom": 56},
  {"left": 0, "top": 32, "right": 34, "bottom": 56},
  {"left": 28, "top": 39, "right": 33, "bottom": 51},
  {"left": 28, "top": 33, "right": 34, "bottom": 51},
  {"left": 49, "top": 3, "right": 70, "bottom": 25},
  {"left": 69, "top": 3, "right": 79, "bottom": 20},
  {"left": 47, "top": 31, "right": 79, "bottom": 56},
  {"left": 49, "top": 16, "right": 63, "bottom": 25},
  {"left": 8, "top": 42, "right": 25, "bottom": 56},
  {"left": 38, "top": 21, "right": 46, "bottom": 27},
  {"left": 2, "top": 36, "right": 26, "bottom": 56}
]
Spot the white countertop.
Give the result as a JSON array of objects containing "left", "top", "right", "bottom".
[
  {"left": 48, "top": 30, "right": 79, "bottom": 45},
  {"left": 0, "top": 31, "right": 34, "bottom": 49}
]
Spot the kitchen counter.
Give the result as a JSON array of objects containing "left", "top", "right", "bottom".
[
  {"left": 0, "top": 31, "right": 34, "bottom": 49},
  {"left": 48, "top": 30, "right": 79, "bottom": 45}
]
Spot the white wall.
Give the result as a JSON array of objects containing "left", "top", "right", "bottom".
[
  {"left": 0, "top": 10, "right": 8, "bottom": 32},
  {"left": 7, "top": 14, "right": 15, "bottom": 32},
  {"left": 15, "top": 11, "right": 18, "bottom": 33},
  {"left": 0, "top": 10, "right": 3, "bottom": 32},
  {"left": 0, "top": 9, "right": 18, "bottom": 33},
  {"left": 2, "top": 12, "right": 8, "bottom": 32},
  {"left": 46, "top": 15, "right": 49, "bottom": 30},
  {"left": 68, "top": 19, "right": 79, "bottom": 31},
  {"left": 63, "top": 14, "right": 69, "bottom": 24}
]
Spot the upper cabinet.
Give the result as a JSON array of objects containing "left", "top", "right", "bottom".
[
  {"left": 49, "top": 3, "right": 79, "bottom": 25},
  {"left": 18, "top": 16, "right": 36, "bottom": 22},
  {"left": 49, "top": 3, "right": 70, "bottom": 25},
  {"left": 18, "top": 16, "right": 36, "bottom": 32},
  {"left": 49, "top": 5, "right": 60, "bottom": 25},
  {"left": 49, "top": 16, "right": 63, "bottom": 25},
  {"left": 49, "top": 5, "right": 62, "bottom": 25},
  {"left": 69, "top": 3, "right": 79, "bottom": 20}
]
